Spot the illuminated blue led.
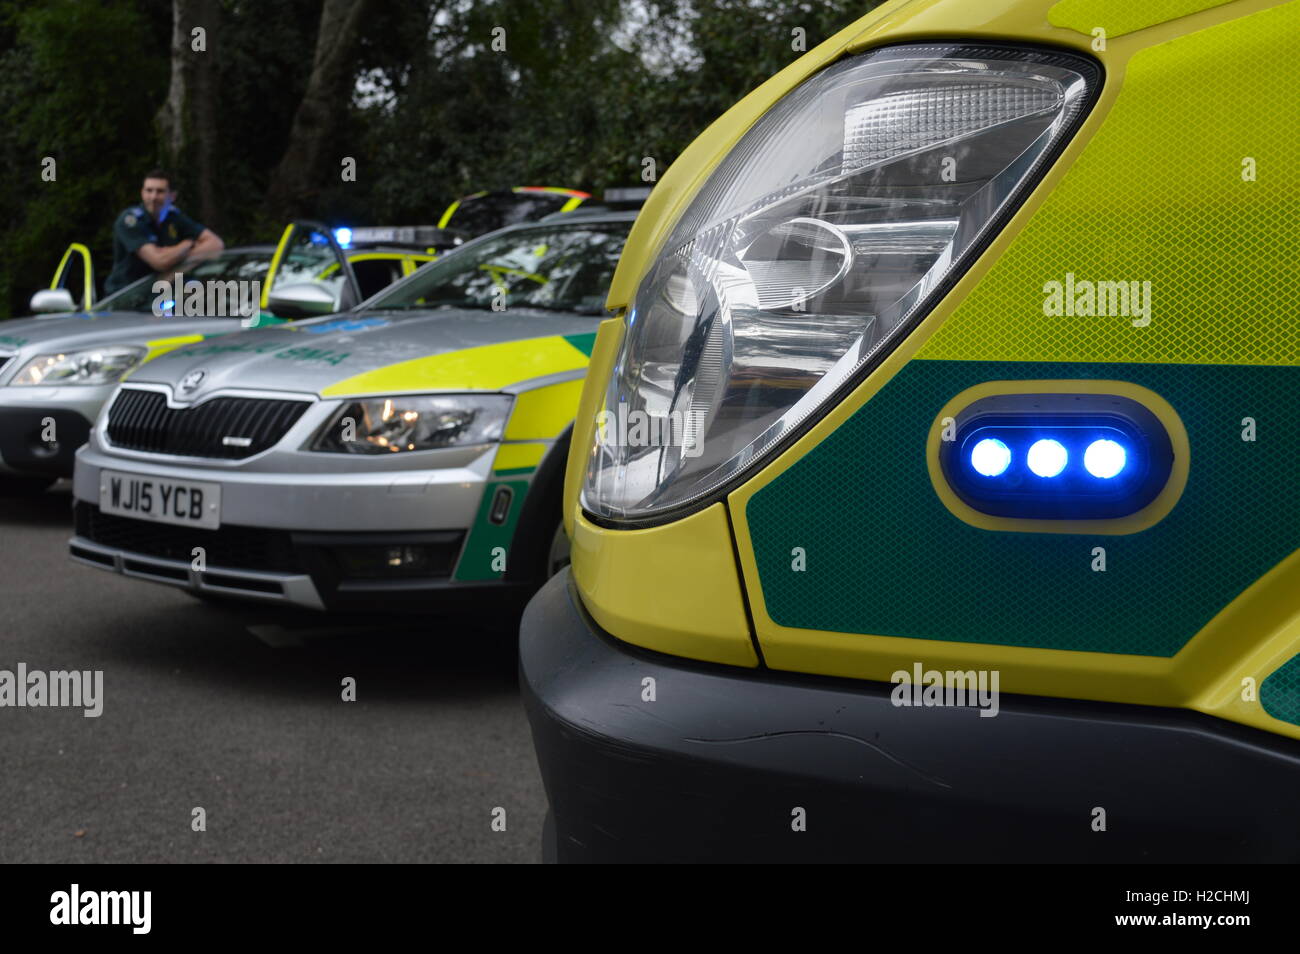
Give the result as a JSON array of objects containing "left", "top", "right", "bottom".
[
  {"left": 1027, "top": 439, "right": 1067, "bottom": 478},
  {"left": 333, "top": 227, "right": 353, "bottom": 249},
  {"left": 1084, "top": 439, "right": 1127, "bottom": 478},
  {"left": 940, "top": 395, "right": 1173, "bottom": 520},
  {"left": 970, "top": 438, "right": 1011, "bottom": 477}
]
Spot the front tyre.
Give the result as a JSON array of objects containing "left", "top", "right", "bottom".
[{"left": 545, "top": 520, "right": 571, "bottom": 579}]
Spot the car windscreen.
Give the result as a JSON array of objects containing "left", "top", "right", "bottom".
[
  {"left": 363, "top": 222, "right": 628, "bottom": 315},
  {"left": 94, "top": 250, "right": 273, "bottom": 313}
]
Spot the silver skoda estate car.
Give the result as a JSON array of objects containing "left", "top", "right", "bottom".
[
  {"left": 69, "top": 208, "right": 634, "bottom": 617},
  {"left": 0, "top": 224, "right": 431, "bottom": 495}
]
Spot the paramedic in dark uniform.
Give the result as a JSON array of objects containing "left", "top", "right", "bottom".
[{"left": 104, "top": 168, "right": 224, "bottom": 293}]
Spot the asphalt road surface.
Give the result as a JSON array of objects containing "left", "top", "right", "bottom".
[{"left": 0, "top": 486, "right": 547, "bottom": 863}]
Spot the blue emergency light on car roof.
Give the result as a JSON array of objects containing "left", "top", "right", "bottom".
[
  {"left": 333, "top": 227, "right": 353, "bottom": 249},
  {"left": 940, "top": 393, "right": 1175, "bottom": 520}
]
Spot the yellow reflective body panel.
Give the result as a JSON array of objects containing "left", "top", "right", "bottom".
[
  {"left": 1049, "top": 0, "right": 1238, "bottom": 37},
  {"left": 576, "top": 0, "right": 1300, "bottom": 739},
  {"left": 141, "top": 333, "right": 206, "bottom": 363},
  {"left": 571, "top": 504, "right": 758, "bottom": 668},
  {"left": 321, "top": 335, "right": 592, "bottom": 396},
  {"left": 493, "top": 442, "right": 547, "bottom": 474},
  {"left": 506, "top": 378, "right": 585, "bottom": 440}
]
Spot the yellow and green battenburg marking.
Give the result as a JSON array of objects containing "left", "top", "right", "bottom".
[
  {"left": 748, "top": 3, "right": 1300, "bottom": 666},
  {"left": 139, "top": 319, "right": 289, "bottom": 366},
  {"left": 142, "top": 334, "right": 205, "bottom": 362},
  {"left": 1261, "top": 654, "right": 1300, "bottom": 727},
  {"left": 322, "top": 332, "right": 595, "bottom": 396},
  {"left": 492, "top": 442, "right": 546, "bottom": 476},
  {"left": 410, "top": 332, "right": 593, "bottom": 580}
]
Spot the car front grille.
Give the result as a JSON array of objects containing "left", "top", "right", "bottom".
[
  {"left": 75, "top": 501, "right": 304, "bottom": 572},
  {"left": 105, "top": 387, "right": 310, "bottom": 459}
]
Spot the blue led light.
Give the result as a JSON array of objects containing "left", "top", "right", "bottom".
[
  {"left": 333, "top": 227, "right": 353, "bottom": 249},
  {"left": 1027, "top": 439, "right": 1067, "bottom": 478},
  {"left": 1084, "top": 439, "right": 1127, "bottom": 478},
  {"left": 970, "top": 438, "right": 1011, "bottom": 477},
  {"left": 940, "top": 395, "right": 1173, "bottom": 521}
]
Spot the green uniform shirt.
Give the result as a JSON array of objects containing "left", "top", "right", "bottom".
[{"left": 105, "top": 203, "right": 205, "bottom": 293}]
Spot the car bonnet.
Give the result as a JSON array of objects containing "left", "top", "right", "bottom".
[
  {"left": 124, "top": 306, "right": 602, "bottom": 399},
  {"left": 0, "top": 311, "right": 251, "bottom": 370}
]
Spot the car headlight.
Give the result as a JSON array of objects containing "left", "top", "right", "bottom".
[
  {"left": 10, "top": 346, "right": 146, "bottom": 386},
  {"left": 582, "top": 43, "right": 1100, "bottom": 522},
  {"left": 312, "top": 394, "right": 512, "bottom": 454}
]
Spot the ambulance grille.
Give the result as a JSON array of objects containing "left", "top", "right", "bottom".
[{"left": 105, "top": 387, "right": 310, "bottom": 459}]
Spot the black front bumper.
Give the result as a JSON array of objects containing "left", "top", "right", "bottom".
[
  {"left": 0, "top": 407, "right": 92, "bottom": 478},
  {"left": 71, "top": 500, "right": 538, "bottom": 616},
  {"left": 521, "top": 571, "right": 1300, "bottom": 863}
]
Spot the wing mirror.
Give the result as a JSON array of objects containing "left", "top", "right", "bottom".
[
  {"left": 30, "top": 288, "right": 77, "bottom": 314},
  {"left": 266, "top": 282, "right": 337, "bottom": 319}
]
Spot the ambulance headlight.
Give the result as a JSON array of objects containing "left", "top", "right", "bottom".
[
  {"left": 11, "top": 346, "right": 146, "bottom": 386},
  {"left": 582, "top": 43, "right": 1099, "bottom": 522},
  {"left": 312, "top": 394, "right": 511, "bottom": 454}
]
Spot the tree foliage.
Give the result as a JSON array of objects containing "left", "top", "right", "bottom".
[{"left": 0, "top": 0, "right": 879, "bottom": 318}]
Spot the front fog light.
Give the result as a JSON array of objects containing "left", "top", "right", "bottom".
[
  {"left": 328, "top": 539, "right": 463, "bottom": 579},
  {"left": 583, "top": 43, "right": 1100, "bottom": 522}
]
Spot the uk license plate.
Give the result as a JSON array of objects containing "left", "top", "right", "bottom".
[{"left": 98, "top": 470, "right": 221, "bottom": 530}]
